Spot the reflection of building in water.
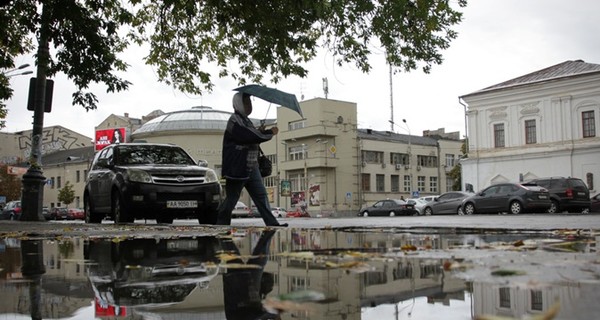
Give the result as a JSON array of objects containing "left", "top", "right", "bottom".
[
  {"left": 471, "top": 281, "right": 599, "bottom": 319},
  {"left": 0, "top": 239, "right": 92, "bottom": 319}
]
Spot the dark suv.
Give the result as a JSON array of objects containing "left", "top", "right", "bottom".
[
  {"left": 84, "top": 143, "right": 222, "bottom": 224},
  {"left": 526, "top": 177, "right": 591, "bottom": 213}
]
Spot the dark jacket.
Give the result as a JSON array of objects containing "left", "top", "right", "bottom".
[{"left": 221, "top": 111, "right": 274, "bottom": 180}]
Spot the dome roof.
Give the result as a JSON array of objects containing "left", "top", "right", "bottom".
[{"left": 132, "top": 106, "right": 275, "bottom": 135}]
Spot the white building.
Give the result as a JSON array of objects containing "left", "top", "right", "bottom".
[{"left": 460, "top": 60, "right": 600, "bottom": 194}]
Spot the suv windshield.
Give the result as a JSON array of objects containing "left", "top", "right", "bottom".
[{"left": 117, "top": 145, "right": 195, "bottom": 165}]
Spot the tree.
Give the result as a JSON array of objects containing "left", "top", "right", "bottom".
[
  {"left": 0, "top": 164, "right": 23, "bottom": 201},
  {"left": 58, "top": 181, "right": 75, "bottom": 208},
  {"left": 448, "top": 139, "right": 467, "bottom": 191},
  {"left": 1, "top": 0, "right": 467, "bottom": 124}
]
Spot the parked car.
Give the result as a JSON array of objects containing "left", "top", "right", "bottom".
[
  {"left": 42, "top": 207, "right": 51, "bottom": 220},
  {"left": 422, "top": 191, "right": 473, "bottom": 215},
  {"left": 286, "top": 207, "right": 310, "bottom": 218},
  {"left": 67, "top": 208, "right": 85, "bottom": 220},
  {"left": 50, "top": 207, "right": 68, "bottom": 220},
  {"left": 526, "top": 177, "right": 591, "bottom": 213},
  {"left": 83, "top": 143, "right": 222, "bottom": 224},
  {"left": 461, "top": 183, "right": 552, "bottom": 215},
  {"left": 358, "top": 199, "right": 417, "bottom": 217},
  {"left": 591, "top": 194, "right": 600, "bottom": 213},
  {"left": 406, "top": 198, "right": 428, "bottom": 215},
  {"left": 271, "top": 207, "right": 287, "bottom": 218},
  {"left": 0, "top": 201, "right": 21, "bottom": 220},
  {"left": 419, "top": 196, "right": 438, "bottom": 203},
  {"left": 232, "top": 201, "right": 252, "bottom": 218}
]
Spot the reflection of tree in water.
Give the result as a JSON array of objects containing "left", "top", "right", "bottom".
[{"left": 58, "top": 240, "right": 74, "bottom": 258}]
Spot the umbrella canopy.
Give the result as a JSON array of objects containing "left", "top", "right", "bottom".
[{"left": 234, "top": 84, "right": 303, "bottom": 118}]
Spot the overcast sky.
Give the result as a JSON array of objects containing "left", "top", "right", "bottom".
[{"left": 4, "top": 0, "right": 600, "bottom": 140}]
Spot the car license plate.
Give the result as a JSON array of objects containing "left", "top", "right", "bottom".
[
  {"left": 538, "top": 195, "right": 547, "bottom": 199},
  {"left": 166, "top": 200, "right": 197, "bottom": 208}
]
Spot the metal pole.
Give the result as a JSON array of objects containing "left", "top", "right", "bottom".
[{"left": 21, "top": 3, "right": 51, "bottom": 221}]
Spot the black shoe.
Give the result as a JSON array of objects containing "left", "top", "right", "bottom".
[{"left": 270, "top": 223, "right": 288, "bottom": 227}]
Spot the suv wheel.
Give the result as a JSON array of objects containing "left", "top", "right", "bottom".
[
  {"left": 85, "top": 196, "right": 103, "bottom": 223},
  {"left": 198, "top": 208, "right": 218, "bottom": 224},
  {"left": 113, "top": 191, "right": 133, "bottom": 223},
  {"left": 547, "top": 200, "right": 559, "bottom": 214},
  {"left": 510, "top": 201, "right": 522, "bottom": 214},
  {"left": 157, "top": 216, "right": 174, "bottom": 224}
]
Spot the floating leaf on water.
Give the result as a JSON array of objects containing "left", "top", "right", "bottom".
[
  {"left": 279, "top": 251, "right": 315, "bottom": 259},
  {"left": 217, "top": 253, "right": 241, "bottom": 262},
  {"left": 513, "top": 240, "right": 524, "bottom": 247},
  {"left": 490, "top": 269, "right": 526, "bottom": 277},
  {"left": 401, "top": 244, "right": 417, "bottom": 251}
]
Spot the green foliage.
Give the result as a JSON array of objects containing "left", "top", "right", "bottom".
[
  {"left": 0, "top": 164, "right": 23, "bottom": 201},
  {"left": 58, "top": 181, "right": 75, "bottom": 207},
  {"left": 1, "top": 0, "right": 467, "bottom": 123},
  {"left": 448, "top": 139, "right": 468, "bottom": 191}
]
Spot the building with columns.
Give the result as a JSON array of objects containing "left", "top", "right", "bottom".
[{"left": 460, "top": 60, "right": 600, "bottom": 194}]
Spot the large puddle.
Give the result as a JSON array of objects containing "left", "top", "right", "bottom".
[{"left": 0, "top": 227, "right": 599, "bottom": 319}]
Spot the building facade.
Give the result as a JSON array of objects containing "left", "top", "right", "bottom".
[
  {"left": 4, "top": 99, "right": 463, "bottom": 215},
  {"left": 460, "top": 60, "right": 600, "bottom": 195}
]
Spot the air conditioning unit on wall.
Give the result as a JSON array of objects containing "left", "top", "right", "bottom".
[
  {"left": 395, "top": 164, "right": 402, "bottom": 170},
  {"left": 417, "top": 166, "right": 422, "bottom": 171}
]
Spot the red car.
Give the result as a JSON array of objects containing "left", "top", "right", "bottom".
[
  {"left": 286, "top": 208, "right": 310, "bottom": 218},
  {"left": 67, "top": 208, "right": 85, "bottom": 220}
]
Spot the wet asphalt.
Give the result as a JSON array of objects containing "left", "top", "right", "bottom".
[{"left": 2, "top": 212, "right": 599, "bottom": 238}]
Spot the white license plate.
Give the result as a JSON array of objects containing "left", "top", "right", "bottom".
[
  {"left": 538, "top": 195, "right": 547, "bottom": 199},
  {"left": 166, "top": 200, "right": 197, "bottom": 208}
]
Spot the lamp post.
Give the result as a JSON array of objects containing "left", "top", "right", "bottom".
[{"left": 389, "top": 119, "right": 413, "bottom": 196}]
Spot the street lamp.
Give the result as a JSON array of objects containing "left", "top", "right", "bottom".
[
  {"left": 2, "top": 64, "right": 33, "bottom": 78},
  {"left": 389, "top": 119, "right": 413, "bottom": 196}
]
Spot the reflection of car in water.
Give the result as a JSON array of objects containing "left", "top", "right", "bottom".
[{"left": 85, "top": 237, "right": 220, "bottom": 313}]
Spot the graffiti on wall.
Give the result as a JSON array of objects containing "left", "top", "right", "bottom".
[{"left": 18, "top": 127, "right": 83, "bottom": 158}]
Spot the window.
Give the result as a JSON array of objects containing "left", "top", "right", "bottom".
[
  {"left": 587, "top": 173, "right": 594, "bottom": 191},
  {"left": 429, "top": 177, "right": 438, "bottom": 193},
  {"left": 499, "top": 287, "right": 511, "bottom": 308},
  {"left": 391, "top": 175, "right": 400, "bottom": 192},
  {"left": 83, "top": 169, "right": 88, "bottom": 181},
  {"left": 362, "top": 150, "right": 384, "bottom": 164},
  {"left": 417, "top": 176, "right": 426, "bottom": 191},
  {"left": 76, "top": 170, "right": 81, "bottom": 183},
  {"left": 376, "top": 174, "right": 385, "bottom": 192},
  {"left": 446, "top": 178, "right": 455, "bottom": 192},
  {"left": 530, "top": 290, "right": 543, "bottom": 311},
  {"left": 391, "top": 152, "right": 409, "bottom": 165},
  {"left": 582, "top": 110, "right": 596, "bottom": 138},
  {"left": 289, "top": 145, "right": 305, "bottom": 161},
  {"left": 403, "top": 175, "right": 411, "bottom": 192},
  {"left": 417, "top": 155, "right": 438, "bottom": 167},
  {"left": 494, "top": 123, "right": 505, "bottom": 148},
  {"left": 362, "top": 174, "right": 371, "bottom": 191},
  {"left": 289, "top": 173, "right": 303, "bottom": 192},
  {"left": 57, "top": 176, "right": 62, "bottom": 188},
  {"left": 393, "top": 262, "right": 412, "bottom": 280},
  {"left": 288, "top": 120, "right": 306, "bottom": 131},
  {"left": 445, "top": 154, "right": 455, "bottom": 167},
  {"left": 525, "top": 119, "right": 537, "bottom": 144},
  {"left": 51, "top": 177, "right": 55, "bottom": 189}
]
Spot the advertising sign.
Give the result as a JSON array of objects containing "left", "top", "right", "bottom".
[
  {"left": 280, "top": 180, "right": 291, "bottom": 197},
  {"left": 95, "top": 128, "right": 126, "bottom": 151}
]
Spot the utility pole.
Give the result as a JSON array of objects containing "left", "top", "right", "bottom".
[{"left": 21, "top": 3, "right": 51, "bottom": 221}]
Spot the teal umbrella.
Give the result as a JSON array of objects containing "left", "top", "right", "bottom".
[{"left": 234, "top": 84, "right": 303, "bottom": 118}]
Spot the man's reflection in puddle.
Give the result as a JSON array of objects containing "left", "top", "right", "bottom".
[{"left": 220, "top": 230, "right": 280, "bottom": 320}]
